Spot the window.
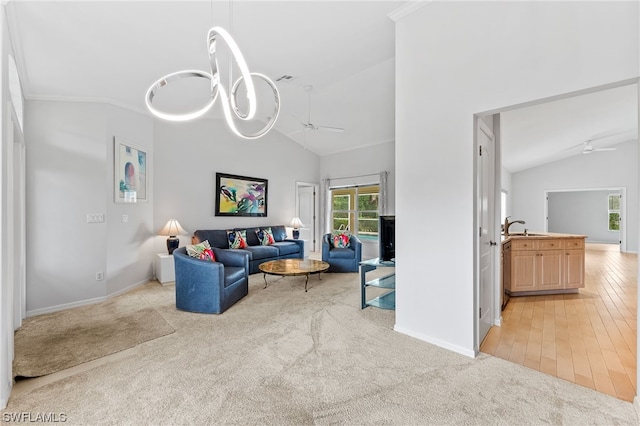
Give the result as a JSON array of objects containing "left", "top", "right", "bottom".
[
  {"left": 608, "top": 194, "right": 620, "bottom": 231},
  {"left": 331, "top": 185, "right": 379, "bottom": 241}
]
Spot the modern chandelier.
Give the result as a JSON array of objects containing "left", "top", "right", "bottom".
[{"left": 145, "top": 26, "right": 280, "bottom": 140}]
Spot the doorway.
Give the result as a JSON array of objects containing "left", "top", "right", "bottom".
[
  {"left": 295, "top": 182, "right": 319, "bottom": 254},
  {"left": 475, "top": 79, "right": 638, "bottom": 402}
]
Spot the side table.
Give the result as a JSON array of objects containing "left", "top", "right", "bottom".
[
  {"left": 156, "top": 253, "right": 175, "bottom": 285},
  {"left": 360, "top": 258, "right": 395, "bottom": 309}
]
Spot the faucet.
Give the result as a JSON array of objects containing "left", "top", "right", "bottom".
[{"left": 503, "top": 216, "right": 526, "bottom": 237}]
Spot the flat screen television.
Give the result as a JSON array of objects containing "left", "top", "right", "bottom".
[{"left": 379, "top": 215, "right": 395, "bottom": 262}]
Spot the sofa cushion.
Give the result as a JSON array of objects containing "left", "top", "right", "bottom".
[
  {"left": 227, "top": 230, "right": 248, "bottom": 249},
  {"left": 255, "top": 227, "right": 275, "bottom": 245},
  {"left": 223, "top": 266, "right": 246, "bottom": 288},
  {"left": 244, "top": 245, "right": 279, "bottom": 260},
  {"left": 186, "top": 240, "right": 216, "bottom": 262},
  {"left": 272, "top": 241, "right": 300, "bottom": 256},
  {"left": 194, "top": 230, "right": 229, "bottom": 249},
  {"left": 329, "top": 247, "right": 356, "bottom": 259},
  {"left": 270, "top": 226, "right": 287, "bottom": 242}
]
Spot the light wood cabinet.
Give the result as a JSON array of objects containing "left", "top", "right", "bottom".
[{"left": 503, "top": 234, "right": 585, "bottom": 296}]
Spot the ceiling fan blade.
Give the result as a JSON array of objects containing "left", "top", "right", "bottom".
[
  {"left": 583, "top": 146, "right": 617, "bottom": 154},
  {"left": 291, "top": 113, "right": 307, "bottom": 126},
  {"left": 315, "top": 125, "right": 344, "bottom": 133}
]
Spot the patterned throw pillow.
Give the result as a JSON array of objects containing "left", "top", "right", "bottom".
[
  {"left": 255, "top": 227, "right": 275, "bottom": 246},
  {"left": 186, "top": 240, "right": 216, "bottom": 262},
  {"left": 332, "top": 232, "right": 351, "bottom": 248},
  {"left": 227, "top": 230, "right": 248, "bottom": 249}
]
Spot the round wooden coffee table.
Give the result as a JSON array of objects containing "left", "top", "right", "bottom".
[{"left": 259, "top": 259, "right": 330, "bottom": 292}]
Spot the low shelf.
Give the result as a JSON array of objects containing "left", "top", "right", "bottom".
[{"left": 360, "top": 258, "right": 396, "bottom": 310}]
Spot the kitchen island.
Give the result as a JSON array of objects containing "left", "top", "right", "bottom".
[{"left": 502, "top": 232, "right": 586, "bottom": 301}]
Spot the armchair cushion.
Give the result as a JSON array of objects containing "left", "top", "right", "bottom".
[
  {"left": 328, "top": 247, "right": 356, "bottom": 259},
  {"left": 332, "top": 232, "right": 351, "bottom": 248},
  {"left": 322, "top": 233, "right": 363, "bottom": 272},
  {"left": 186, "top": 240, "right": 216, "bottom": 262}
]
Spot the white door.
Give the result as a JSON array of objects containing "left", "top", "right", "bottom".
[
  {"left": 477, "top": 119, "right": 496, "bottom": 344},
  {"left": 297, "top": 185, "right": 316, "bottom": 252}
]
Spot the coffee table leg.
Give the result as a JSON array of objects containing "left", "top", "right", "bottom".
[{"left": 263, "top": 273, "right": 268, "bottom": 289}]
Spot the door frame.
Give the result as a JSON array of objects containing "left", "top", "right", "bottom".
[
  {"left": 474, "top": 116, "right": 501, "bottom": 354},
  {"left": 295, "top": 181, "right": 319, "bottom": 252}
]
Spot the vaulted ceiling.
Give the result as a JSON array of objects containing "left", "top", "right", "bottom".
[{"left": 6, "top": 1, "right": 638, "bottom": 167}]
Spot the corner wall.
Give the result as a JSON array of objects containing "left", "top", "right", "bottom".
[
  {"left": 25, "top": 100, "right": 154, "bottom": 314},
  {"left": 394, "top": 1, "right": 639, "bottom": 356}
]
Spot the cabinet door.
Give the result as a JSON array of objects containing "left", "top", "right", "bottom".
[
  {"left": 565, "top": 249, "right": 585, "bottom": 289},
  {"left": 537, "top": 250, "right": 563, "bottom": 290},
  {"left": 511, "top": 251, "right": 536, "bottom": 292}
]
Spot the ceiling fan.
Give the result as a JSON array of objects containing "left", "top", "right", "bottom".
[
  {"left": 565, "top": 128, "right": 633, "bottom": 155},
  {"left": 581, "top": 141, "right": 616, "bottom": 155},
  {"left": 290, "top": 85, "right": 344, "bottom": 134}
]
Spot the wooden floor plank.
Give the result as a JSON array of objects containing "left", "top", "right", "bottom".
[{"left": 480, "top": 243, "right": 636, "bottom": 402}]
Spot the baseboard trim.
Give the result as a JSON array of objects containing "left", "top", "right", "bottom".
[
  {"left": 393, "top": 325, "right": 476, "bottom": 359},
  {"left": 26, "top": 278, "right": 152, "bottom": 317}
]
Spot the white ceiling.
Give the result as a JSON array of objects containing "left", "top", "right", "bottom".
[
  {"left": 501, "top": 83, "right": 638, "bottom": 173},
  {"left": 6, "top": 1, "right": 639, "bottom": 165}
]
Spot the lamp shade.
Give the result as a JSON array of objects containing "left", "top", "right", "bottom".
[
  {"left": 158, "top": 219, "right": 187, "bottom": 237},
  {"left": 290, "top": 217, "right": 304, "bottom": 229}
]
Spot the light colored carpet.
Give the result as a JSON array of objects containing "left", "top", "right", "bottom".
[
  {"left": 2, "top": 271, "right": 638, "bottom": 425},
  {"left": 12, "top": 293, "right": 175, "bottom": 378}
]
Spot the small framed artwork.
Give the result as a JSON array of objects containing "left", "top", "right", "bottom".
[
  {"left": 215, "top": 172, "right": 268, "bottom": 217},
  {"left": 114, "top": 137, "right": 148, "bottom": 203}
]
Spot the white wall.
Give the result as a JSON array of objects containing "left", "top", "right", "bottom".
[
  {"left": 25, "top": 100, "right": 154, "bottom": 314},
  {"left": 320, "top": 141, "right": 395, "bottom": 259},
  {"left": 512, "top": 140, "right": 637, "bottom": 251},
  {"left": 153, "top": 118, "right": 320, "bottom": 253},
  {"left": 547, "top": 190, "right": 620, "bottom": 244},
  {"left": 1, "top": 4, "right": 13, "bottom": 409},
  {"left": 394, "top": 1, "right": 638, "bottom": 357}
]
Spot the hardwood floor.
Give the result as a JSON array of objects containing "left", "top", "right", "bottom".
[{"left": 481, "top": 243, "right": 637, "bottom": 402}]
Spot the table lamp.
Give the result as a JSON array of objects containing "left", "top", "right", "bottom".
[
  {"left": 290, "top": 217, "right": 304, "bottom": 239},
  {"left": 159, "top": 219, "right": 187, "bottom": 254}
]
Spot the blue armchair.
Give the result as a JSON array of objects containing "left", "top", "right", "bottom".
[
  {"left": 173, "top": 246, "right": 250, "bottom": 314},
  {"left": 322, "top": 233, "right": 362, "bottom": 272}
]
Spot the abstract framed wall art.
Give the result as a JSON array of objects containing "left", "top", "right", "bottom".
[
  {"left": 114, "top": 137, "right": 148, "bottom": 203},
  {"left": 215, "top": 173, "right": 268, "bottom": 217}
]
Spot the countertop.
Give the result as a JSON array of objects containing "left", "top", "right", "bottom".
[{"left": 502, "top": 231, "right": 587, "bottom": 244}]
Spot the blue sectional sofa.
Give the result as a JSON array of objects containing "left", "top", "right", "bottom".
[{"left": 193, "top": 225, "right": 304, "bottom": 274}]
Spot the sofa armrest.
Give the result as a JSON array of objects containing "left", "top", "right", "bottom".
[
  {"left": 321, "top": 234, "right": 331, "bottom": 260},
  {"left": 349, "top": 235, "right": 363, "bottom": 260},
  {"left": 174, "top": 249, "right": 225, "bottom": 286},
  {"left": 285, "top": 239, "right": 305, "bottom": 258}
]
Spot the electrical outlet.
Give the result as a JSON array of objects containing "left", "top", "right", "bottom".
[{"left": 95, "top": 271, "right": 104, "bottom": 281}]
